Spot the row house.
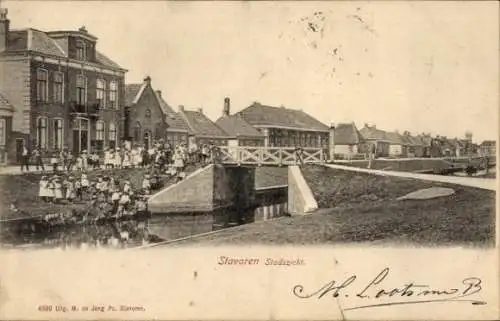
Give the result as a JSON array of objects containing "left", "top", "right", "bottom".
[
  {"left": 234, "top": 102, "right": 330, "bottom": 149},
  {"left": 479, "top": 140, "right": 496, "bottom": 156},
  {"left": 0, "top": 9, "right": 127, "bottom": 162},
  {"left": 332, "top": 122, "right": 367, "bottom": 158},
  {"left": 359, "top": 124, "right": 390, "bottom": 157},
  {"left": 215, "top": 98, "right": 265, "bottom": 147},
  {"left": 124, "top": 76, "right": 169, "bottom": 149},
  {"left": 178, "top": 106, "right": 231, "bottom": 146},
  {"left": 156, "top": 91, "right": 190, "bottom": 147}
]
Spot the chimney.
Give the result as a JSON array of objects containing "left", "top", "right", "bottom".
[
  {"left": 197, "top": 107, "right": 203, "bottom": 114},
  {"left": 0, "top": 7, "right": 9, "bottom": 53},
  {"left": 143, "top": 76, "right": 151, "bottom": 85},
  {"left": 178, "top": 105, "right": 184, "bottom": 112},
  {"left": 156, "top": 90, "right": 162, "bottom": 98},
  {"left": 79, "top": 26, "right": 88, "bottom": 34},
  {"left": 223, "top": 97, "right": 230, "bottom": 116}
]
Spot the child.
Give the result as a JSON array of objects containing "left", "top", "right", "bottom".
[
  {"left": 114, "top": 148, "right": 122, "bottom": 169},
  {"left": 81, "top": 150, "right": 89, "bottom": 171},
  {"left": 123, "top": 180, "right": 131, "bottom": 194},
  {"left": 111, "top": 190, "right": 121, "bottom": 214},
  {"left": 122, "top": 150, "right": 131, "bottom": 169},
  {"left": 39, "top": 175, "right": 50, "bottom": 202},
  {"left": 47, "top": 177, "right": 55, "bottom": 203},
  {"left": 101, "top": 176, "right": 110, "bottom": 198},
  {"left": 142, "top": 174, "right": 151, "bottom": 192},
  {"left": 75, "top": 154, "right": 83, "bottom": 172},
  {"left": 53, "top": 177, "right": 63, "bottom": 204},
  {"left": 135, "top": 195, "right": 148, "bottom": 218},
  {"left": 81, "top": 173, "right": 89, "bottom": 198},
  {"left": 105, "top": 149, "right": 114, "bottom": 169},
  {"left": 74, "top": 178, "right": 82, "bottom": 201},
  {"left": 65, "top": 176, "right": 76, "bottom": 202},
  {"left": 51, "top": 151, "right": 59, "bottom": 173}
]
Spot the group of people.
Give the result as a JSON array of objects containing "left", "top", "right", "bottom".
[{"left": 23, "top": 140, "right": 221, "bottom": 174}]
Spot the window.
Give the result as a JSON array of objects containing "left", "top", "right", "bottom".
[
  {"left": 36, "top": 69, "right": 48, "bottom": 102},
  {"left": 133, "top": 122, "right": 141, "bottom": 142},
  {"left": 52, "top": 119, "right": 63, "bottom": 150},
  {"left": 76, "top": 75, "right": 87, "bottom": 106},
  {"left": 0, "top": 119, "right": 5, "bottom": 146},
  {"left": 145, "top": 109, "right": 151, "bottom": 119},
  {"left": 96, "top": 79, "right": 105, "bottom": 108},
  {"left": 109, "top": 122, "right": 116, "bottom": 142},
  {"left": 109, "top": 81, "right": 118, "bottom": 109},
  {"left": 36, "top": 117, "right": 48, "bottom": 149},
  {"left": 76, "top": 40, "right": 86, "bottom": 60},
  {"left": 53, "top": 72, "right": 64, "bottom": 103},
  {"left": 96, "top": 121, "right": 105, "bottom": 141}
]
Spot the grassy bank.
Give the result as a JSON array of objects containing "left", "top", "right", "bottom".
[
  {"left": 168, "top": 165, "right": 495, "bottom": 247},
  {"left": 338, "top": 158, "right": 451, "bottom": 172}
]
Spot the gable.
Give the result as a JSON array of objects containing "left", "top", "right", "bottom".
[{"left": 130, "top": 85, "right": 165, "bottom": 125}]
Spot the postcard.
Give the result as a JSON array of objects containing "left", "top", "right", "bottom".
[{"left": 0, "top": 1, "right": 498, "bottom": 320}]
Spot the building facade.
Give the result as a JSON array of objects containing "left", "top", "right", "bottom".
[
  {"left": 0, "top": 93, "right": 14, "bottom": 164},
  {"left": 215, "top": 98, "right": 265, "bottom": 147},
  {"left": 155, "top": 91, "right": 190, "bottom": 147},
  {"left": 0, "top": 10, "right": 126, "bottom": 161},
  {"left": 178, "top": 106, "right": 232, "bottom": 146},
  {"left": 124, "top": 77, "right": 169, "bottom": 149},
  {"left": 332, "top": 122, "right": 367, "bottom": 158},
  {"left": 234, "top": 102, "right": 330, "bottom": 149},
  {"left": 359, "top": 124, "right": 390, "bottom": 157},
  {"left": 479, "top": 140, "right": 496, "bottom": 156}
]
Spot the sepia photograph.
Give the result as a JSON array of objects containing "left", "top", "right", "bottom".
[{"left": 0, "top": 1, "right": 497, "bottom": 320}]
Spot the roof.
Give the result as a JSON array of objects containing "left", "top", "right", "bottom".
[
  {"left": 181, "top": 110, "right": 231, "bottom": 138},
  {"left": 215, "top": 115, "right": 264, "bottom": 138},
  {"left": 235, "top": 103, "right": 329, "bottom": 132},
  {"left": 0, "top": 93, "right": 15, "bottom": 114},
  {"left": 481, "top": 140, "right": 496, "bottom": 146},
  {"left": 6, "top": 28, "right": 124, "bottom": 71},
  {"left": 359, "top": 125, "right": 388, "bottom": 141},
  {"left": 154, "top": 92, "right": 191, "bottom": 133},
  {"left": 385, "top": 132, "right": 406, "bottom": 145},
  {"left": 124, "top": 83, "right": 144, "bottom": 106},
  {"left": 334, "top": 123, "right": 365, "bottom": 145}
]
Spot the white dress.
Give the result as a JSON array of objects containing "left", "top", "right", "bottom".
[
  {"left": 114, "top": 152, "right": 122, "bottom": 167},
  {"left": 39, "top": 180, "right": 51, "bottom": 197},
  {"left": 122, "top": 152, "right": 131, "bottom": 168}
]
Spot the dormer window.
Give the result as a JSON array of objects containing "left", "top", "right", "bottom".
[{"left": 76, "top": 40, "right": 86, "bottom": 60}]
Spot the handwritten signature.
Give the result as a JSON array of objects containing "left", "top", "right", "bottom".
[{"left": 292, "top": 268, "right": 486, "bottom": 311}]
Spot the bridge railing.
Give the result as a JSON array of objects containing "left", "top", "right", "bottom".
[{"left": 217, "top": 146, "right": 326, "bottom": 166}]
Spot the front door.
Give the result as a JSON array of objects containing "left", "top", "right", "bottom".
[{"left": 15, "top": 138, "right": 24, "bottom": 163}]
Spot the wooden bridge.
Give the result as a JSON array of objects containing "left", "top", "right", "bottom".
[{"left": 216, "top": 146, "right": 327, "bottom": 166}]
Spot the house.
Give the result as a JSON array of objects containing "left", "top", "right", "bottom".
[
  {"left": 215, "top": 98, "right": 265, "bottom": 147},
  {"left": 479, "top": 140, "right": 496, "bottom": 156},
  {"left": 359, "top": 124, "right": 390, "bottom": 157},
  {"left": 124, "top": 76, "right": 169, "bottom": 149},
  {"left": 402, "top": 131, "right": 424, "bottom": 157},
  {"left": 154, "top": 90, "right": 190, "bottom": 147},
  {"left": 234, "top": 102, "right": 330, "bottom": 148},
  {"left": 0, "top": 8, "right": 127, "bottom": 162},
  {"left": 178, "top": 106, "right": 232, "bottom": 146},
  {"left": 417, "top": 133, "right": 433, "bottom": 157},
  {"left": 332, "top": 122, "right": 366, "bottom": 157},
  {"left": 386, "top": 131, "right": 407, "bottom": 157},
  {"left": 0, "top": 93, "right": 14, "bottom": 164}
]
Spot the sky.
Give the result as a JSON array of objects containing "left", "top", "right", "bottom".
[{"left": 4, "top": 1, "right": 499, "bottom": 142}]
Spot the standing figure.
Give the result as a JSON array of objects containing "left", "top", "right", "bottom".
[
  {"left": 114, "top": 148, "right": 122, "bottom": 169},
  {"left": 122, "top": 150, "right": 131, "bottom": 168},
  {"left": 173, "top": 149, "right": 185, "bottom": 172},
  {"left": 54, "top": 177, "right": 64, "bottom": 204},
  {"left": 20, "top": 144, "right": 30, "bottom": 172},
  {"left": 33, "top": 147, "right": 45, "bottom": 172},
  {"left": 39, "top": 175, "right": 50, "bottom": 202},
  {"left": 65, "top": 176, "right": 76, "bottom": 202}
]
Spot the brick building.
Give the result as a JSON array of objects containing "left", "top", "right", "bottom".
[
  {"left": 124, "top": 76, "right": 169, "bottom": 149},
  {"left": 155, "top": 91, "right": 190, "bottom": 146},
  {"left": 215, "top": 98, "right": 265, "bottom": 147},
  {"left": 0, "top": 93, "right": 14, "bottom": 164},
  {"left": 234, "top": 102, "right": 330, "bottom": 148},
  {"left": 0, "top": 8, "right": 126, "bottom": 162}
]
